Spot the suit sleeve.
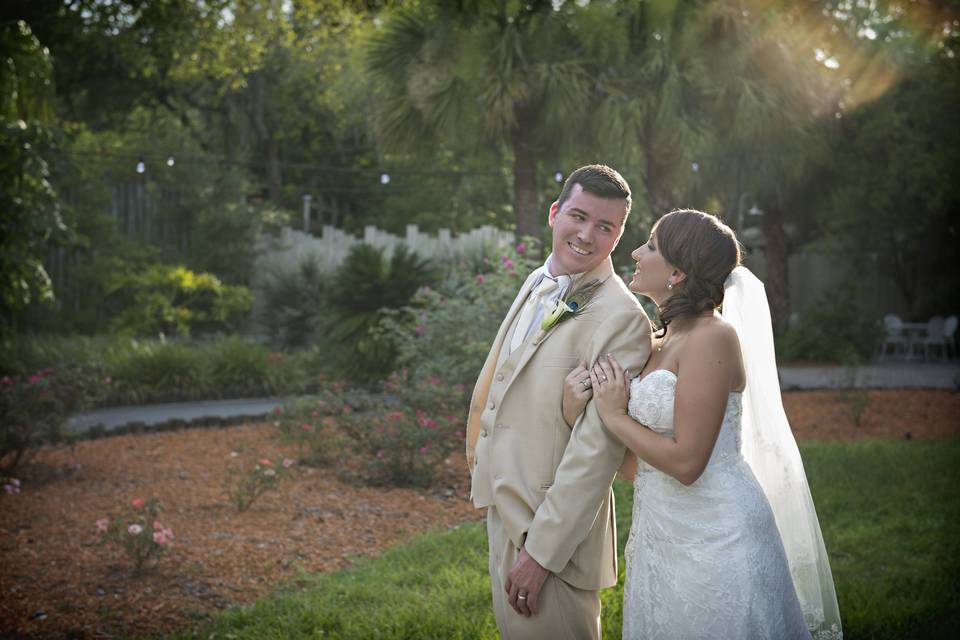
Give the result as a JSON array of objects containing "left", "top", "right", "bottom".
[{"left": 524, "top": 307, "right": 652, "bottom": 573}]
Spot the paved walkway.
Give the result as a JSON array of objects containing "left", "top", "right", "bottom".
[{"left": 67, "top": 363, "right": 958, "bottom": 434}]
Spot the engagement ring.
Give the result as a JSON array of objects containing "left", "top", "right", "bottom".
[{"left": 581, "top": 379, "right": 590, "bottom": 388}]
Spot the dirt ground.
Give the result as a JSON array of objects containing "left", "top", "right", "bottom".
[{"left": 1, "top": 389, "right": 958, "bottom": 639}]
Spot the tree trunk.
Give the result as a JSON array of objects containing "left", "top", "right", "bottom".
[
  {"left": 248, "top": 72, "right": 283, "bottom": 205},
  {"left": 761, "top": 205, "right": 790, "bottom": 332},
  {"left": 511, "top": 117, "right": 541, "bottom": 242}
]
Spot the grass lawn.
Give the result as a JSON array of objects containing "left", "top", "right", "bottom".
[{"left": 176, "top": 440, "right": 959, "bottom": 640}]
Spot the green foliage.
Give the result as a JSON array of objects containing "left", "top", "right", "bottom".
[
  {"left": 0, "top": 119, "right": 65, "bottom": 334},
  {"left": 256, "top": 255, "right": 330, "bottom": 349},
  {"left": 777, "top": 281, "right": 883, "bottom": 364},
  {"left": 0, "top": 367, "right": 91, "bottom": 474},
  {"left": 97, "top": 497, "right": 174, "bottom": 574},
  {"left": 107, "top": 264, "right": 253, "bottom": 337},
  {"left": 275, "top": 393, "right": 346, "bottom": 468},
  {"left": 325, "top": 244, "right": 438, "bottom": 381},
  {"left": 224, "top": 456, "right": 291, "bottom": 513},
  {"left": 178, "top": 440, "right": 960, "bottom": 640},
  {"left": 335, "top": 371, "right": 466, "bottom": 488},
  {"left": 381, "top": 242, "right": 540, "bottom": 389}
]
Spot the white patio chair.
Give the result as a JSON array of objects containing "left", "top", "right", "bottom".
[
  {"left": 921, "top": 315, "right": 957, "bottom": 361},
  {"left": 878, "top": 314, "right": 908, "bottom": 360}
]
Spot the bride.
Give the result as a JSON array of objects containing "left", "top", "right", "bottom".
[{"left": 563, "top": 209, "right": 842, "bottom": 639}]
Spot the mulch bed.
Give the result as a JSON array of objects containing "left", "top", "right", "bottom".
[{"left": 1, "top": 389, "right": 958, "bottom": 639}]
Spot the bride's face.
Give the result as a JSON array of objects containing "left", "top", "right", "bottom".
[{"left": 629, "top": 232, "right": 677, "bottom": 300}]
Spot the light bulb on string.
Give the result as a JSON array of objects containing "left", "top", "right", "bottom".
[
  {"left": 166, "top": 155, "right": 175, "bottom": 167},
  {"left": 136, "top": 157, "right": 146, "bottom": 174},
  {"left": 554, "top": 171, "right": 564, "bottom": 183},
  {"left": 380, "top": 173, "right": 391, "bottom": 185},
  {"left": 691, "top": 161, "right": 700, "bottom": 173}
]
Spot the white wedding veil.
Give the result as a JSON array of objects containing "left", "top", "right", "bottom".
[{"left": 722, "top": 266, "right": 843, "bottom": 640}]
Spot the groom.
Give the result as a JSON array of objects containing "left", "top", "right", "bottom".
[{"left": 466, "top": 164, "right": 652, "bottom": 639}]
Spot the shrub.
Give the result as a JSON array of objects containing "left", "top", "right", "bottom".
[
  {"left": 108, "top": 263, "right": 253, "bottom": 337},
  {"left": 274, "top": 393, "right": 345, "bottom": 467},
  {"left": 105, "top": 340, "right": 209, "bottom": 404},
  {"left": 256, "top": 255, "right": 330, "bottom": 349},
  {"left": 223, "top": 455, "right": 293, "bottom": 512},
  {"left": 207, "top": 338, "right": 281, "bottom": 397},
  {"left": 336, "top": 371, "right": 466, "bottom": 488},
  {"left": 777, "top": 282, "right": 883, "bottom": 365},
  {"left": 96, "top": 497, "right": 174, "bottom": 574},
  {"left": 381, "top": 241, "right": 540, "bottom": 390},
  {"left": 0, "top": 367, "right": 93, "bottom": 473},
  {"left": 325, "top": 244, "right": 438, "bottom": 381}
]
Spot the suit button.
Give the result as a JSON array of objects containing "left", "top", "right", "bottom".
[
  {"left": 489, "top": 400, "right": 496, "bottom": 410},
  {"left": 496, "top": 373, "right": 504, "bottom": 381},
  {"left": 480, "top": 430, "right": 488, "bottom": 438}
]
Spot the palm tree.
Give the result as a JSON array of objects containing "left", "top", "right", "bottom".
[{"left": 365, "top": 0, "right": 673, "bottom": 239}]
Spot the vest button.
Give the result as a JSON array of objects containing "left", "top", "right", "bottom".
[
  {"left": 496, "top": 373, "right": 504, "bottom": 381},
  {"left": 488, "top": 400, "right": 496, "bottom": 410},
  {"left": 480, "top": 430, "right": 488, "bottom": 438}
]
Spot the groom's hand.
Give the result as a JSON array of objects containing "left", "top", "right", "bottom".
[{"left": 505, "top": 544, "right": 549, "bottom": 617}]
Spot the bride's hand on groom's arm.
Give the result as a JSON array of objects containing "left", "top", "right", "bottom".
[
  {"left": 561, "top": 361, "right": 592, "bottom": 429},
  {"left": 590, "top": 354, "right": 630, "bottom": 424}
]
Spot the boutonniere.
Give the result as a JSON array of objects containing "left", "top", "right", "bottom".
[{"left": 532, "top": 277, "right": 605, "bottom": 345}]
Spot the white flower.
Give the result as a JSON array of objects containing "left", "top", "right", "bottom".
[
  {"left": 128, "top": 524, "right": 143, "bottom": 535},
  {"left": 263, "top": 469, "right": 276, "bottom": 477}
]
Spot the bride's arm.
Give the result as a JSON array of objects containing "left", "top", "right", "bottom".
[{"left": 593, "top": 325, "right": 740, "bottom": 486}]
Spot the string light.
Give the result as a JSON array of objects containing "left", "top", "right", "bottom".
[
  {"left": 166, "top": 155, "right": 175, "bottom": 167},
  {"left": 136, "top": 157, "right": 146, "bottom": 174},
  {"left": 554, "top": 171, "right": 564, "bottom": 183},
  {"left": 380, "top": 172, "right": 391, "bottom": 185}
]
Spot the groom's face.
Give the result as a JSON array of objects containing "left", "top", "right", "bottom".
[{"left": 548, "top": 184, "right": 627, "bottom": 276}]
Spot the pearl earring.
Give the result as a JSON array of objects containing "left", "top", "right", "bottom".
[{"left": 667, "top": 281, "right": 673, "bottom": 290}]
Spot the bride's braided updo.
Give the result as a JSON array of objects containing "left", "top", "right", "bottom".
[{"left": 654, "top": 209, "right": 742, "bottom": 329}]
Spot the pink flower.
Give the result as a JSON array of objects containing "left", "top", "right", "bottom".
[
  {"left": 418, "top": 446, "right": 429, "bottom": 455},
  {"left": 376, "top": 449, "right": 386, "bottom": 459},
  {"left": 282, "top": 458, "right": 294, "bottom": 469},
  {"left": 154, "top": 521, "right": 163, "bottom": 530},
  {"left": 163, "top": 526, "right": 174, "bottom": 541},
  {"left": 475, "top": 274, "right": 486, "bottom": 284},
  {"left": 516, "top": 243, "right": 526, "bottom": 254},
  {"left": 131, "top": 498, "right": 145, "bottom": 510},
  {"left": 508, "top": 270, "right": 518, "bottom": 277},
  {"left": 273, "top": 407, "right": 282, "bottom": 415},
  {"left": 28, "top": 374, "right": 41, "bottom": 385},
  {"left": 1, "top": 376, "right": 12, "bottom": 385},
  {"left": 4, "top": 483, "right": 19, "bottom": 495},
  {"left": 258, "top": 458, "right": 272, "bottom": 467},
  {"left": 95, "top": 518, "right": 109, "bottom": 534},
  {"left": 414, "top": 324, "right": 425, "bottom": 336},
  {"left": 385, "top": 411, "right": 404, "bottom": 422},
  {"left": 128, "top": 524, "right": 143, "bottom": 536},
  {"left": 153, "top": 530, "right": 168, "bottom": 545},
  {"left": 427, "top": 376, "right": 441, "bottom": 386},
  {"left": 302, "top": 423, "right": 313, "bottom": 431},
  {"left": 503, "top": 258, "right": 514, "bottom": 270}
]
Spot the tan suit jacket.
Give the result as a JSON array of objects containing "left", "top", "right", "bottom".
[{"left": 467, "top": 256, "right": 652, "bottom": 591}]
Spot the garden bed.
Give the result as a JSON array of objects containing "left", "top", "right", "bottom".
[{"left": 1, "top": 389, "right": 958, "bottom": 639}]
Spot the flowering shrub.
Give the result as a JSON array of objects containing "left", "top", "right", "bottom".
[
  {"left": 274, "top": 394, "right": 346, "bottom": 467},
  {"left": 336, "top": 371, "right": 467, "bottom": 488},
  {"left": 224, "top": 456, "right": 292, "bottom": 512},
  {"left": 381, "top": 241, "right": 540, "bottom": 390},
  {"left": 3, "top": 477, "right": 20, "bottom": 495},
  {"left": 97, "top": 497, "right": 174, "bottom": 573},
  {"left": 1, "top": 367, "right": 96, "bottom": 473}
]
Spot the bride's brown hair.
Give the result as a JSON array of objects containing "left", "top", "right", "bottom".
[{"left": 653, "top": 209, "right": 742, "bottom": 329}]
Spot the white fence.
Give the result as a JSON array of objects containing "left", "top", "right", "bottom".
[{"left": 255, "top": 224, "right": 517, "bottom": 275}]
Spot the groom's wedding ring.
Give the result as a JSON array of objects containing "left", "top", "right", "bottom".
[{"left": 518, "top": 594, "right": 527, "bottom": 601}]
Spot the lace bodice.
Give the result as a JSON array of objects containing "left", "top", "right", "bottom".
[{"left": 627, "top": 369, "right": 743, "bottom": 472}]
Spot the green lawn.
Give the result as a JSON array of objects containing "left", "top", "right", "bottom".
[{"left": 174, "top": 440, "right": 959, "bottom": 640}]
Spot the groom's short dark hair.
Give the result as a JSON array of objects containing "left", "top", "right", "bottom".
[{"left": 556, "top": 164, "right": 632, "bottom": 218}]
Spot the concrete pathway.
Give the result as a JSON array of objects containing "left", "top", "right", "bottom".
[{"left": 67, "top": 363, "right": 958, "bottom": 434}]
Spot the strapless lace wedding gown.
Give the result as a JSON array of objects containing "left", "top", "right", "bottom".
[{"left": 622, "top": 369, "right": 811, "bottom": 640}]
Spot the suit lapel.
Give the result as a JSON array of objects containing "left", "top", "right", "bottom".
[{"left": 504, "top": 258, "right": 615, "bottom": 388}]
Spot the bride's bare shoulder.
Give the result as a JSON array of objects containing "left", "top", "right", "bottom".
[{"left": 686, "top": 317, "right": 741, "bottom": 355}]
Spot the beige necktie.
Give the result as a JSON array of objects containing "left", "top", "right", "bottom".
[{"left": 510, "top": 276, "right": 560, "bottom": 353}]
